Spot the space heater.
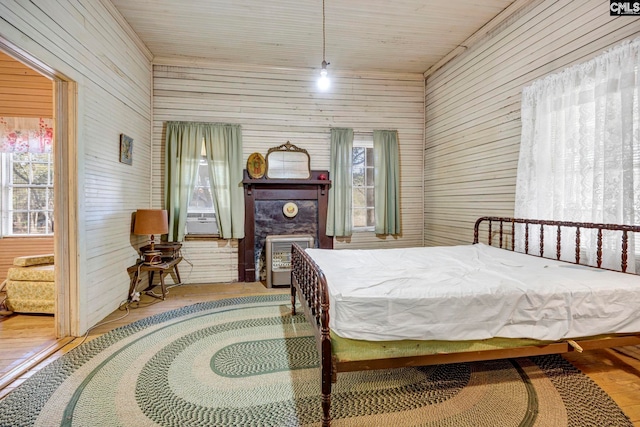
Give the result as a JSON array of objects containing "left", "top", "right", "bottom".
[{"left": 265, "top": 234, "right": 314, "bottom": 288}]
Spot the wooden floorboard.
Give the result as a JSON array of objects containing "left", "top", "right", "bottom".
[
  {"left": 564, "top": 348, "right": 640, "bottom": 425},
  {"left": 1, "top": 281, "right": 640, "bottom": 425},
  {"left": 0, "top": 312, "right": 55, "bottom": 376}
]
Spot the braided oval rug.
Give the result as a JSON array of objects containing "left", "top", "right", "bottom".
[{"left": 0, "top": 294, "right": 632, "bottom": 427}]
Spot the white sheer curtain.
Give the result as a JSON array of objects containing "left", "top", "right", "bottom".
[{"left": 515, "top": 37, "right": 640, "bottom": 271}]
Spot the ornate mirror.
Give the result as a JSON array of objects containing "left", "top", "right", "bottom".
[{"left": 265, "top": 141, "right": 311, "bottom": 179}]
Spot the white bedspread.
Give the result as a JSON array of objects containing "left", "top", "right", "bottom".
[{"left": 305, "top": 243, "right": 640, "bottom": 341}]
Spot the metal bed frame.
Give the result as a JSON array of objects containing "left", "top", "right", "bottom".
[{"left": 290, "top": 217, "right": 640, "bottom": 426}]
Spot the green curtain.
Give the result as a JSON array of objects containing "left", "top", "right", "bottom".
[
  {"left": 203, "top": 124, "right": 244, "bottom": 239},
  {"left": 164, "top": 121, "right": 244, "bottom": 241},
  {"left": 164, "top": 122, "right": 203, "bottom": 242},
  {"left": 326, "top": 128, "right": 353, "bottom": 237},
  {"left": 373, "top": 130, "right": 400, "bottom": 235}
]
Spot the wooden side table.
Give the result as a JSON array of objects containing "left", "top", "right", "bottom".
[
  {"left": 139, "top": 242, "right": 182, "bottom": 261},
  {"left": 127, "top": 257, "right": 182, "bottom": 301}
]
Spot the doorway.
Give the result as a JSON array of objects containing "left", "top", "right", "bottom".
[{"left": 0, "top": 42, "right": 78, "bottom": 390}]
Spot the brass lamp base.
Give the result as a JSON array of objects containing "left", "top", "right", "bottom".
[{"left": 142, "top": 250, "right": 163, "bottom": 265}]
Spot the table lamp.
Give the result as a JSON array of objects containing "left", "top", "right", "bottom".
[{"left": 133, "top": 209, "right": 169, "bottom": 264}]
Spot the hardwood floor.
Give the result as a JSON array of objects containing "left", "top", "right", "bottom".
[
  {"left": 0, "top": 313, "right": 56, "bottom": 379},
  {"left": 1, "top": 282, "right": 640, "bottom": 425}
]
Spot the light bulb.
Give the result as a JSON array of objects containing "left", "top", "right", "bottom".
[{"left": 317, "top": 68, "right": 330, "bottom": 91}]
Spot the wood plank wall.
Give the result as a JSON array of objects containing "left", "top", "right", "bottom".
[
  {"left": 0, "top": 237, "right": 54, "bottom": 280},
  {"left": 152, "top": 62, "right": 425, "bottom": 283},
  {"left": 0, "top": 51, "right": 52, "bottom": 117},
  {"left": 0, "top": 0, "right": 153, "bottom": 332},
  {"left": 424, "top": 0, "right": 640, "bottom": 247}
]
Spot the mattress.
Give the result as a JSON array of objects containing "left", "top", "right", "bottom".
[
  {"left": 5, "top": 279, "right": 55, "bottom": 314},
  {"left": 305, "top": 243, "right": 640, "bottom": 342},
  {"left": 7, "top": 264, "right": 55, "bottom": 282}
]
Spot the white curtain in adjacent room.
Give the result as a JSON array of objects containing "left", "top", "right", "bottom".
[{"left": 515, "top": 37, "right": 640, "bottom": 271}]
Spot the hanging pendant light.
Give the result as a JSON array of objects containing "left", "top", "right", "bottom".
[{"left": 317, "top": 0, "right": 330, "bottom": 91}]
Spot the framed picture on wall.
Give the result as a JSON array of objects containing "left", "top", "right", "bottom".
[{"left": 120, "top": 134, "right": 133, "bottom": 165}]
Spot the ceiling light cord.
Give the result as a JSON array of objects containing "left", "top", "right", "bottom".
[
  {"left": 322, "top": 0, "right": 326, "bottom": 63},
  {"left": 318, "top": 0, "right": 330, "bottom": 91}
]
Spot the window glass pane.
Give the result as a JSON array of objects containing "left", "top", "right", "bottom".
[
  {"left": 353, "top": 188, "right": 365, "bottom": 208},
  {"left": 30, "top": 212, "right": 48, "bottom": 234},
  {"left": 365, "top": 148, "right": 374, "bottom": 167},
  {"left": 353, "top": 165, "right": 364, "bottom": 186},
  {"left": 30, "top": 188, "right": 47, "bottom": 210},
  {"left": 12, "top": 188, "right": 29, "bottom": 210},
  {"left": 12, "top": 162, "right": 30, "bottom": 184},
  {"left": 12, "top": 212, "right": 28, "bottom": 234},
  {"left": 366, "top": 168, "right": 374, "bottom": 186},
  {"left": 367, "top": 208, "right": 375, "bottom": 227},
  {"left": 188, "top": 158, "right": 215, "bottom": 213},
  {"left": 352, "top": 139, "right": 375, "bottom": 229},
  {"left": 12, "top": 153, "right": 29, "bottom": 162},
  {"left": 31, "top": 153, "right": 49, "bottom": 163},
  {"left": 353, "top": 147, "right": 365, "bottom": 166},
  {"left": 190, "top": 187, "right": 213, "bottom": 210},
  {"left": 366, "top": 188, "right": 375, "bottom": 206},
  {"left": 32, "top": 163, "right": 49, "bottom": 185},
  {"left": 353, "top": 208, "right": 366, "bottom": 228},
  {"left": 47, "top": 188, "right": 54, "bottom": 210},
  {"left": 196, "top": 163, "right": 211, "bottom": 187}
]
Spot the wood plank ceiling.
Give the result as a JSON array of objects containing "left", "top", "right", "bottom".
[{"left": 110, "top": 0, "right": 516, "bottom": 74}]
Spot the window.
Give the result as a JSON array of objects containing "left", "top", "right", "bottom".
[
  {"left": 165, "top": 122, "right": 243, "bottom": 241},
  {"left": 352, "top": 135, "right": 374, "bottom": 230},
  {"left": 185, "top": 143, "right": 218, "bottom": 236},
  {"left": 515, "top": 38, "right": 640, "bottom": 270},
  {"left": 2, "top": 152, "right": 54, "bottom": 235}
]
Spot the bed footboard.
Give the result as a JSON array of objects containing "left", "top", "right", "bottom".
[{"left": 291, "top": 243, "right": 333, "bottom": 427}]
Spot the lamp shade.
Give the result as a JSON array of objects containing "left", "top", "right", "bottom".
[{"left": 133, "top": 209, "right": 168, "bottom": 235}]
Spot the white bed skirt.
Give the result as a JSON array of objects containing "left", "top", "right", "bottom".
[{"left": 306, "top": 243, "right": 640, "bottom": 341}]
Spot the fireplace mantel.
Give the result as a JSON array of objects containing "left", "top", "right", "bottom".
[{"left": 238, "top": 170, "right": 333, "bottom": 282}]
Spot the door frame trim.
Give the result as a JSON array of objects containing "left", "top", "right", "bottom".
[{"left": 0, "top": 38, "right": 80, "bottom": 338}]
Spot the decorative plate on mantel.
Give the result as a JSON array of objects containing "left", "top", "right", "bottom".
[
  {"left": 283, "top": 202, "right": 299, "bottom": 218},
  {"left": 247, "top": 152, "right": 266, "bottom": 179}
]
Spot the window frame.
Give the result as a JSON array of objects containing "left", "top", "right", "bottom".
[
  {"left": 352, "top": 133, "right": 375, "bottom": 232},
  {"left": 1, "top": 151, "right": 54, "bottom": 237}
]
